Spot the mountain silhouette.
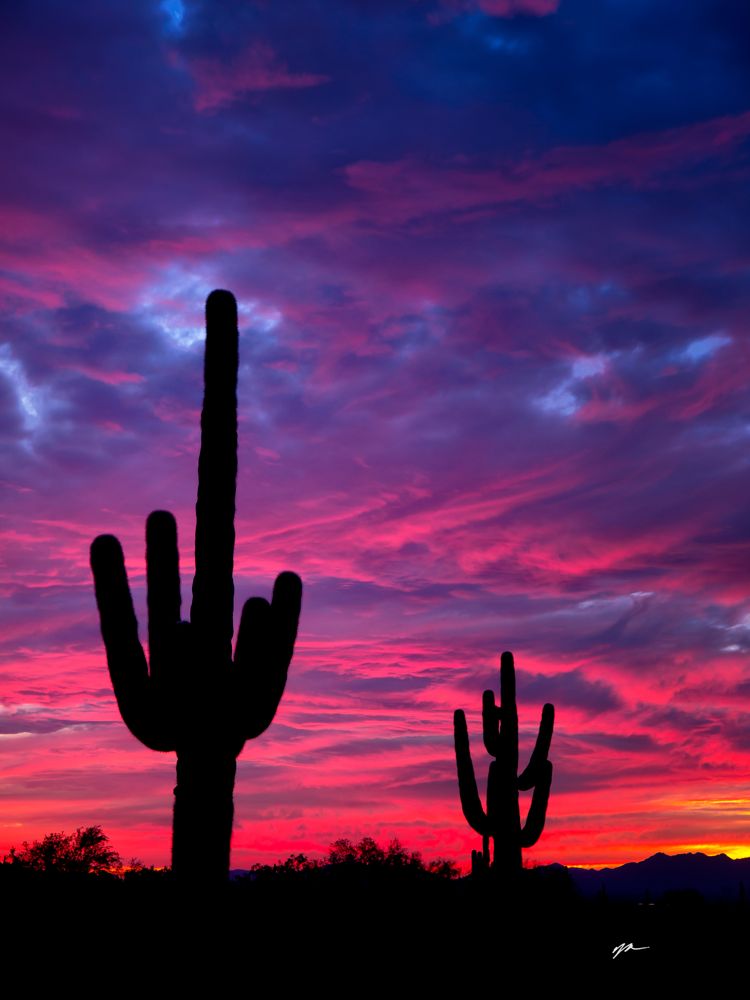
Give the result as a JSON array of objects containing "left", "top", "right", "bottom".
[{"left": 563, "top": 850, "right": 750, "bottom": 901}]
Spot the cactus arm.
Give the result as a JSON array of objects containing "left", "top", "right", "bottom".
[
  {"left": 90, "top": 534, "right": 164, "bottom": 749},
  {"left": 270, "top": 570, "right": 304, "bottom": 671},
  {"left": 235, "top": 596, "right": 271, "bottom": 660},
  {"left": 145, "top": 510, "right": 181, "bottom": 681},
  {"left": 454, "top": 709, "right": 490, "bottom": 836},
  {"left": 485, "top": 758, "right": 498, "bottom": 828},
  {"left": 482, "top": 689, "right": 500, "bottom": 756},
  {"left": 237, "top": 572, "right": 303, "bottom": 740},
  {"left": 518, "top": 702, "right": 555, "bottom": 790},
  {"left": 519, "top": 760, "right": 553, "bottom": 848},
  {"left": 235, "top": 596, "right": 273, "bottom": 739},
  {"left": 190, "top": 289, "right": 238, "bottom": 658}
]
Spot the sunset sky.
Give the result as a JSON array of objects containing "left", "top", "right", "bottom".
[{"left": 1, "top": 0, "right": 749, "bottom": 870}]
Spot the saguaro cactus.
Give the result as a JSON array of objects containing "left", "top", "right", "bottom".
[
  {"left": 90, "top": 290, "right": 302, "bottom": 882},
  {"left": 471, "top": 833, "right": 490, "bottom": 875},
  {"left": 454, "top": 650, "right": 554, "bottom": 876}
]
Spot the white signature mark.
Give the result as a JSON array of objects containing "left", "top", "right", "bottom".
[{"left": 613, "top": 942, "right": 650, "bottom": 959}]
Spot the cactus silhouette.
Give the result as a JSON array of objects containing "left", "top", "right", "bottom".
[
  {"left": 470, "top": 833, "right": 491, "bottom": 876},
  {"left": 454, "top": 650, "right": 554, "bottom": 876},
  {"left": 90, "top": 290, "right": 302, "bottom": 883}
]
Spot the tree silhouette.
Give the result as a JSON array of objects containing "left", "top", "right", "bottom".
[
  {"left": 90, "top": 290, "right": 303, "bottom": 882},
  {"left": 325, "top": 836, "right": 458, "bottom": 876},
  {"left": 4, "top": 825, "right": 120, "bottom": 875},
  {"left": 247, "top": 836, "right": 460, "bottom": 882}
]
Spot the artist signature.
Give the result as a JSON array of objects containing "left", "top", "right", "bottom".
[{"left": 613, "top": 942, "right": 650, "bottom": 959}]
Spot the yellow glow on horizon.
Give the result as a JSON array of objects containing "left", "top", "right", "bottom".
[
  {"left": 675, "top": 798, "right": 750, "bottom": 813},
  {"left": 670, "top": 843, "right": 750, "bottom": 860}
]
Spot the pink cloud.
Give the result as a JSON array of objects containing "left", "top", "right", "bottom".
[
  {"left": 433, "top": 0, "right": 559, "bottom": 20},
  {"left": 343, "top": 110, "right": 750, "bottom": 224},
  {"left": 189, "top": 42, "right": 328, "bottom": 112},
  {"left": 59, "top": 365, "right": 145, "bottom": 386},
  {"left": 473, "top": 0, "right": 559, "bottom": 14}
]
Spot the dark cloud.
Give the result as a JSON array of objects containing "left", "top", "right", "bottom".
[{"left": 518, "top": 669, "right": 622, "bottom": 714}]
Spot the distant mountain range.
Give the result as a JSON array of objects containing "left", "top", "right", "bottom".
[{"left": 561, "top": 851, "right": 750, "bottom": 901}]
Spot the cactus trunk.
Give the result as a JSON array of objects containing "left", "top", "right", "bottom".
[
  {"left": 487, "top": 760, "right": 522, "bottom": 874},
  {"left": 172, "top": 751, "right": 237, "bottom": 881}
]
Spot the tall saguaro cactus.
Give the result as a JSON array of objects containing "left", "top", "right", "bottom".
[
  {"left": 454, "top": 650, "right": 554, "bottom": 876},
  {"left": 90, "top": 290, "right": 302, "bottom": 882}
]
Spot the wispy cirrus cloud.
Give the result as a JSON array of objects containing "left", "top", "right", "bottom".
[
  {"left": 343, "top": 110, "right": 750, "bottom": 224},
  {"left": 434, "top": 0, "right": 560, "bottom": 21},
  {"left": 187, "top": 41, "right": 329, "bottom": 112}
]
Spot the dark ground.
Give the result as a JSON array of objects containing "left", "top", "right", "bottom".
[{"left": 2, "top": 866, "right": 746, "bottom": 986}]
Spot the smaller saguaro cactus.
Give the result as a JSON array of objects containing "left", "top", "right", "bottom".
[
  {"left": 90, "top": 290, "right": 302, "bottom": 883},
  {"left": 470, "top": 833, "right": 491, "bottom": 876},
  {"left": 454, "top": 650, "right": 554, "bottom": 876}
]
